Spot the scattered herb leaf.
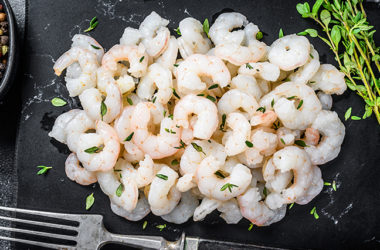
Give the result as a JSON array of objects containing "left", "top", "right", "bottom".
[
  {"left": 279, "top": 28, "right": 284, "bottom": 38},
  {"left": 280, "top": 138, "right": 285, "bottom": 145},
  {"left": 36, "top": 166, "right": 52, "bottom": 175},
  {"left": 172, "top": 88, "right": 181, "bottom": 99},
  {"left": 297, "top": 99, "right": 304, "bottom": 109},
  {"left": 171, "top": 159, "right": 179, "bottom": 166},
  {"left": 156, "top": 224, "right": 166, "bottom": 231},
  {"left": 294, "top": 140, "right": 307, "bottom": 147},
  {"left": 191, "top": 142, "right": 206, "bottom": 155},
  {"left": 143, "top": 221, "right": 148, "bottom": 230},
  {"left": 345, "top": 107, "right": 352, "bottom": 121},
  {"left": 86, "top": 193, "right": 95, "bottom": 210},
  {"left": 246, "top": 63, "right": 253, "bottom": 69},
  {"left": 139, "top": 56, "right": 145, "bottom": 63},
  {"left": 256, "top": 107, "right": 266, "bottom": 113},
  {"left": 214, "top": 170, "right": 226, "bottom": 179},
  {"left": 248, "top": 223, "right": 253, "bottom": 231},
  {"left": 220, "top": 183, "right": 238, "bottom": 192},
  {"left": 116, "top": 184, "right": 124, "bottom": 197},
  {"left": 91, "top": 44, "right": 101, "bottom": 50},
  {"left": 256, "top": 31, "right": 263, "bottom": 40},
  {"left": 206, "top": 95, "right": 216, "bottom": 102},
  {"left": 208, "top": 84, "right": 219, "bottom": 90},
  {"left": 332, "top": 180, "right": 337, "bottom": 191},
  {"left": 100, "top": 100, "right": 107, "bottom": 120},
  {"left": 203, "top": 18, "right": 210, "bottom": 37},
  {"left": 156, "top": 174, "right": 168, "bottom": 181},
  {"left": 51, "top": 97, "right": 67, "bottom": 107},
  {"left": 124, "top": 132, "right": 134, "bottom": 142},
  {"left": 127, "top": 97, "right": 133, "bottom": 105},
  {"left": 245, "top": 141, "right": 254, "bottom": 148},
  {"left": 84, "top": 17, "right": 98, "bottom": 32},
  {"left": 174, "top": 140, "right": 185, "bottom": 149}
]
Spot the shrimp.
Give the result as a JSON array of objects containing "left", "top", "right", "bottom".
[
  {"left": 268, "top": 34, "right": 311, "bottom": 71},
  {"left": 196, "top": 155, "right": 252, "bottom": 201},
  {"left": 237, "top": 147, "right": 264, "bottom": 168},
  {"left": 48, "top": 109, "right": 81, "bottom": 144},
  {"left": 276, "top": 127, "right": 297, "bottom": 146},
  {"left": 223, "top": 112, "right": 251, "bottom": 156},
  {"left": 97, "top": 159, "right": 138, "bottom": 211},
  {"left": 193, "top": 197, "right": 222, "bottom": 221},
  {"left": 209, "top": 12, "right": 247, "bottom": 45},
  {"left": 217, "top": 199, "right": 243, "bottom": 224},
  {"left": 119, "top": 155, "right": 155, "bottom": 188},
  {"left": 238, "top": 62, "right": 280, "bottom": 82},
  {"left": 53, "top": 47, "right": 98, "bottom": 97},
  {"left": 304, "top": 110, "right": 345, "bottom": 165},
  {"left": 79, "top": 83, "right": 122, "bottom": 123},
  {"left": 217, "top": 89, "right": 259, "bottom": 117},
  {"left": 110, "top": 193, "right": 150, "bottom": 221},
  {"left": 114, "top": 106, "right": 135, "bottom": 143},
  {"left": 317, "top": 92, "right": 333, "bottom": 110},
  {"left": 259, "top": 82, "right": 322, "bottom": 130},
  {"left": 161, "top": 191, "right": 199, "bottom": 224},
  {"left": 71, "top": 34, "right": 104, "bottom": 63},
  {"left": 173, "top": 94, "right": 218, "bottom": 140},
  {"left": 64, "top": 110, "right": 95, "bottom": 152},
  {"left": 97, "top": 65, "right": 136, "bottom": 95},
  {"left": 176, "top": 54, "right": 230, "bottom": 95},
  {"left": 65, "top": 153, "right": 97, "bottom": 186},
  {"left": 101, "top": 44, "right": 148, "bottom": 78},
  {"left": 264, "top": 146, "right": 313, "bottom": 207},
  {"left": 215, "top": 37, "right": 267, "bottom": 66},
  {"left": 136, "top": 63, "right": 173, "bottom": 104},
  {"left": 309, "top": 64, "right": 347, "bottom": 95},
  {"left": 230, "top": 74, "right": 262, "bottom": 101},
  {"left": 120, "top": 27, "right": 142, "bottom": 46},
  {"left": 250, "top": 128, "right": 278, "bottom": 156},
  {"left": 155, "top": 36, "right": 179, "bottom": 71},
  {"left": 250, "top": 110, "right": 277, "bottom": 127},
  {"left": 122, "top": 142, "right": 145, "bottom": 163},
  {"left": 237, "top": 187, "right": 287, "bottom": 226},
  {"left": 76, "top": 121, "right": 120, "bottom": 172},
  {"left": 288, "top": 45, "right": 320, "bottom": 84},
  {"left": 177, "top": 139, "right": 227, "bottom": 192},
  {"left": 177, "top": 17, "right": 212, "bottom": 58},
  {"left": 148, "top": 166, "right": 181, "bottom": 216},
  {"left": 139, "top": 11, "right": 170, "bottom": 58},
  {"left": 131, "top": 102, "right": 181, "bottom": 159}
]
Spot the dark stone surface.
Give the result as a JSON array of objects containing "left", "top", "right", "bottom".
[{"left": 4, "top": 0, "right": 380, "bottom": 249}]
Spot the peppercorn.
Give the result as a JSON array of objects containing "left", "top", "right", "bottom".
[
  {"left": 0, "top": 22, "right": 8, "bottom": 34},
  {"left": 0, "top": 13, "right": 6, "bottom": 22},
  {"left": 0, "top": 36, "right": 8, "bottom": 45}
]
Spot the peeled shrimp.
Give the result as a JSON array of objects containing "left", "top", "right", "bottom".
[
  {"left": 251, "top": 128, "right": 278, "bottom": 156},
  {"left": 177, "top": 139, "right": 227, "bottom": 192},
  {"left": 268, "top": 34, "right": 310, "bottom": 71},
  {"left": 264, "top": 146, "right": 313, "bottom": 208},
  {"left": 238, "top": 62, "right": 280, "bottom": 82},
  {"left": 119, "top": 155, "right": 155, "bottom": 188},
  {"left": 288, "top": 45, "right": 320, "bottom": 84},
  {"left": 231, "top": 74, "right": 262, "bottom": 101},
  {"left": 120, "top": 27, "right": 142, "bottom": 46},
  {"left": 177, "top": 17, "right": 212, "bottom": 58},
  {"left": 209, "top": 12, "right": 247, "bottom": 45},
  {"left": 71, "top": 34, "right": 104, "bottom": 63},
  {"left": 137, "top": 63, "right": 173, "bottom": 104},
  {"left": 101, "top": 44, "right": 148, "bottom": 78},
  {"left": 110, "top": 194, "right": 150, "bottom": 221},
  {"left": 193, "top": 197, "right": 222, "bottom": 221},
  {"left": 304, "top": 127, "right": 320, "bottom": 146},
  {"left": 223, "top": 112, "right": 251, "bottom": 156},
  {"left": 217, "top": 199, "right": 243, "bottom": 224},
  {"left": 296, "top": 166, "right": 323, "bottom": 205},
  {"left": 173, "top": 94, "right": 218, "bottom": 140},
  {"left": 250, "top": 110, "right": 277, "bottom": 127},
  {"left": 76, "top": 121, "right": 120, "bottom": 172},
  {"left": 97, "top": 159, "right": 138, "bottom": 211},
  {"left": 148, "top": 166, "right": 181, "bottom": 216},
  {"left": 155, "top": 36, "right": 179, "bottom": 71},
  {"left": 131, "top": 102, "right": 181, "bottom": 159},
  {"left": 122, "top": 142, "right": 145, "bottom": 163},
  {"left": 196, "top": 155, "right": 252, "bottom": 201},
  {"left": 304, "top": 110, "right": 345, "bottom": 165},
  {"left": 114, "top": 106, "right": 135, "bottom": 143},
  {"left": 97, "top": 64, "right": 136, "bottom": 95},
  {"left": 217, "top": 89, "right": 259, "bottom": 117},
  {"left": 48, "top": 109, "right": 81, "bottom": 144},
  {"left": 53, "top": 47, "right": 98, "bottom": 97},
  {"left": 276, "top": 127, "right": 297, "bottom": 146},
  {"left": 139, "top": 11, "right": 170, "bottom": 58},
  {"left": 79, "top": 83, "right": 122, "bottom": 123},
  {"left": 260, "top": 82, "right": 322, "bottom": 130},
  {"left": 176, "top": 54, "right": 231, "bottom": 95},
  {"left": 65, "top": 153, "right": 97, "bottom": 185},
  {"left": 238, "top": 187, "right": 286, "bottom": 226},
  {"left": 309, "top": 64, "right": 347, "bottom": 95},
  {"left": 161, "top": 191, "right": 199, "bottom": 224},
  {"left": 64, "top": 110, "right": 95, "bottom": 152}
]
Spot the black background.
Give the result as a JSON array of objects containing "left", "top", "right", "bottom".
[{"left": 2, "top": 0, "right": 379, "bottom": 249}]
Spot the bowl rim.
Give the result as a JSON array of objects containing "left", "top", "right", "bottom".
[{"left": 0, "top": 0, "right": 17, "bottom": 99}]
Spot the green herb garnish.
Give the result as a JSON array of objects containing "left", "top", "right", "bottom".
[
  {"left": 143, "top": 221, "right": 148, "bottom": 230},
  {"left": 91, "top": 44, "right": 101, "bottom": 50},
  {"left": 256, "top": 107, "right": 266, "bottom": 113},
  {"left": 279, "top": 28, "right": 284, "bottom": 38},
  {"left": 191, "top": 142, "right": 206, "bottom": 155},
  {"left": 36, "top": 166, "right": 52, "bottom": 175},
  {"left": 245, "top": 141, "right": 253, "bottom": 148},
  {"left": 345, "top": 107, "right": 352, "bottom": 121},
  {"left": 156, "top": 224, "right": 166, "bottom": 231},
  {"left": 124, "top": 132, "right": 134, "bottom": 142},
  {"left": 214, "top": 170, "right": 226, "bottom": 179},
  {"left": 256, "top": 31, "right": 263, "bottom": 40},
  {"left": 86, "top": 193, "right": 95, "bottom": 210},
  {"left": 51, "top": 97, "right": 67, "bottom": 107},
  {"left": 174, "top": 140, "right": 185, "bottom": 149},
  {"left": 219, "top": 114, "right": 227, "bottom": 132},
  {"left": 84, "top": 145, "right": 104, "bottom": 154},
  {"left": 156, "top": 174, "right": 168, "bottom": 181},
  {"left": 203, "top": 18, "right": 210, "bottom": 37},
  {"left": 172, "top": 88, "right": 181, "bottom": 99},
  {"left": 171, "top": 159, "right": 179, "bottom": 166},
  {"left": 100, "top": 100, "right": 107, "bottom": 120},
  {"left": 116, "top": 184, "right": 124, "bottom": 197},
  {"left": 220, "top": 183, "right": 238, "bottom": 192},
  {"left": 139, "top": 56, "right": 145, "bottom": 63},
  {"left": 84, "top": 17, "right": 98, "bottom": 32},
  {"left": 246, "top": 63, "right": 253, "bottom": 69},
  {"left": 297, "top": 99, "right": 304, "bottom": 109},
  {"left": 208, "top": 84, "right": 219, "bottom": 90},
  {"left": 206, "top": 95, "right": 216, "bottom": 102},
  {"left": 248, "top": 223, "right": 253, "bottom": 231},
  {"left": 294, "top": 140, "right": 307, "bottom": 147}
]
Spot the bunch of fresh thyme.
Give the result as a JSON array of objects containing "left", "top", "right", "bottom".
[{"left": 296, "top": 0, "right": 380, "bottom": 124}]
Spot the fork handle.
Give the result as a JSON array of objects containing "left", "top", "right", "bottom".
[{"left": 103, "top": 232, "right": 185, "bottom": 250}]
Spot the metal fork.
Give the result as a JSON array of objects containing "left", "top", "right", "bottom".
[{"left": 0, "top": 206, "right": 185, "bottom": 249}]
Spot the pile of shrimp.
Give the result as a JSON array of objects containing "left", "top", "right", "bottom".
[{"left": 50, "top": 11, "right": 346, "bottom": 226}]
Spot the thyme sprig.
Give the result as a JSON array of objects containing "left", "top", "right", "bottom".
[{"left": 297, "top": 0, "right": 380, "bottom": 124}]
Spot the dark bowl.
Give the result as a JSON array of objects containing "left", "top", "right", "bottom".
[{"left": 0, "top": 0, "right": 17, "bottom": 100}]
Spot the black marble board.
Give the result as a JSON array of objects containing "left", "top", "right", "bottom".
[{"left": 15, "top": 0, "right": 380, "bottom": 249}]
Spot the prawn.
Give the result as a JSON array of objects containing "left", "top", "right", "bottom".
[{"left": 65, "top": 153, "right": 97, "bottom": 186}]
